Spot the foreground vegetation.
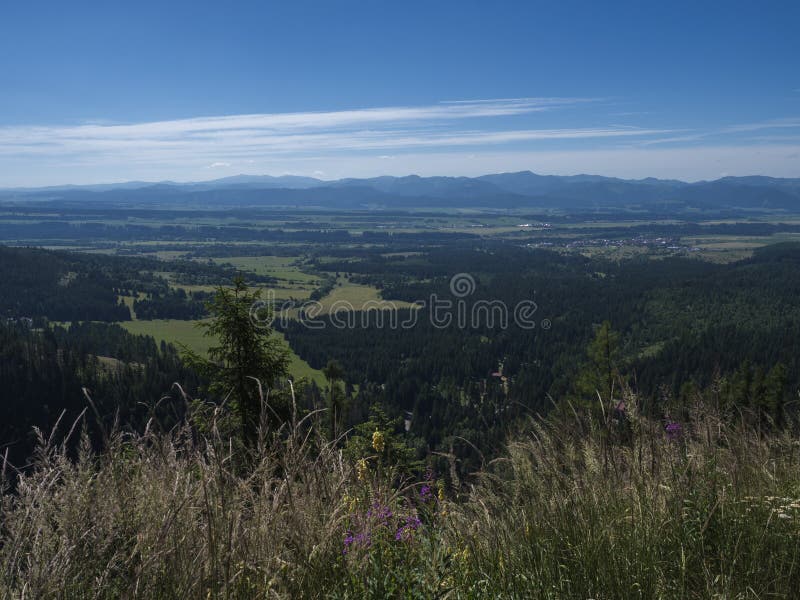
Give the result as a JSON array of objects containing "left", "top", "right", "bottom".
[{"left": 1, "top": 389, "right": 798, "bottom": 598}]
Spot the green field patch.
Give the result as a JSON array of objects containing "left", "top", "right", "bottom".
[
  {"left": 314, "top": 255, "right": 364, "bottom": 264},
  {"left": 266, "top": 284, "right": 315, "bottom": 302},
  {"left": 317, "top": 279, "right": 384, "bottom": 312},
  {"left": 143, "top": 250, "right": 192, "bottom": 260},
  {"left": 168, "top": 284, "right": 220, "bottom": 294},
  {"left": 94, "top": 355, "right": 144, "bottom": 373},
  {"left": 208, "top": 256, "right": 320, "bottom": 284},
  {"left": 276, "top": 278, "right": 419, "bottom": 320},
  {"left": 119, "top": 319, "right": 325, "bottom": 386},
  {"left": 379, "top": 251, "right": 424, "bottom": 258}
]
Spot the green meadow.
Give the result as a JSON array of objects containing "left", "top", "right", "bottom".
[{"left": 120, "top": 318, "right": 326, "bottom": 387}]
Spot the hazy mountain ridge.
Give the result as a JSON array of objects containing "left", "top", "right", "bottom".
[{"left": 2, "top": 171, "right": 799, "bottom": 211}]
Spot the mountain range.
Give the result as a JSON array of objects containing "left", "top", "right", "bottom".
[{"left": 2, "top": 171, "right": 800, "bottom": 212}]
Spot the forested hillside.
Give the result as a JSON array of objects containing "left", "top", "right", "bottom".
[
  {"left": 279, "top": 242, "right": 800, "bottom": 467},
  {"left": 0, "top": 321, "right": 199, "bottom": 467},
  {"left": 0, "top": 246, "right": 131, "bottom": 322},
  {"left": 0, "top": 246, "right": 260, "bottom": 322}
]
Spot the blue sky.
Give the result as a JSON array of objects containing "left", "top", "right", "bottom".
[{"left": 1, "top": 0, "right": 798, "bottom": 186}]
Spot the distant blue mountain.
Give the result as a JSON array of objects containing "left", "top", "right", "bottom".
[
  {"left": 2, "top": 171, "right": 799, "bottom": 212},
  {"left": 190, "top": 174, "right": 324, "bottom": 189}
]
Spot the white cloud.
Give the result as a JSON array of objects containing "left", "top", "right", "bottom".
[
  {"left": 1, "top": 98, "right": 798, "bottom": 186},
  {"left": 0, "top": 97, "right": 676, "bottom": 186},
  {"left": 0, "top": 98, "right": 579, "bottom": 147},
  {"left": 633, "top": 118, "right": 800, "bottom": 147},
  {"left": 720, "top": 118, "right": 800, "bottom": 134}
]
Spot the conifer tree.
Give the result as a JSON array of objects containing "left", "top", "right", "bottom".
[
  {"left": 323, "top": 359, "right": 345, "bottom": 440},
  {"left": 183, "top": 276, "right": 289, "bottom": 445},
  {"left": 576, "top": 320, "right": 622, "bottom": 404}
]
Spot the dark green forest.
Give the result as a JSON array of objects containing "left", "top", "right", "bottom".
[
  {"left": 0, "top": 246, "right": 266, "bottom": 322},
  {"left": 0, "top": 321, "right": 199, "bottom": 467},
  {"left": 279, "top": 242, "right": 800, "bottom": 467}
]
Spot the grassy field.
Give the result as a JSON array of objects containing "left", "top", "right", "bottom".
[
  {"left": 210, "top": 255, "right": 320, "bottom": 283},
  {"left": 120, "top": 318, "right": 325, "bottom": 386},
  {"left": 318, "top": 278, "right": 383, "bottom": 312},
  {"left": 275, "top": 277, "right": 419, "bottom": 320},
  {"left": 197, "top": 255, "right": 321, "bottom": 301}
]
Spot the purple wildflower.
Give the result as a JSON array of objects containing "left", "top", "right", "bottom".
[
  {"left": 367, "top": 502, "right": 393, "bottom": 525},
  {"left": 665, "top": 421, "right": 683, "bottom": 441},
  {"left": 420, "top": 484, "right": 434, "bottom": 503},
  {"left": 395, "top": 515, "right": 422, "bottom": 542},
  {"left": 343, "top": 531, "right": 372, "bottom": 555},
  {"left": 343, "top": 532, "right": 355, "bottom": 555}
]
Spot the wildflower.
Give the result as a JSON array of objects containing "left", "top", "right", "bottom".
[
  {"left": 438, "top": 483, "right": 446, "bottom": 502},
  {"left": 343, "top": 532, "right": 355, "bottom": 555},
  {"left": 395, "top": 515, "right": 422, "bottom": 542},
  {"left": 420, "top": 484, "right": 434, "bottom": 503},
  {"left": 367, "top": 502, "right": 393, "bottom": 526},
  {"left": 372, "top": 429, "right": 385, "bottom": 453},
  {"left": 342, "top": 493, "right": 358, "bottom": 512},
  {"left": 665, "top": 420, "right": 683, "bottom": 441},
  {"left": 356, "top": 458, "right": 369, "bottom": 481},
  {"left": 343, "top": 531, "right": 372, "bottom": 555}
]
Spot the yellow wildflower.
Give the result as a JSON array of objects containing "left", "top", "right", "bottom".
[
  {"left": 356, "top": 458, "right": 369, "bottom": 481},
  {"left": 372, "top": 429, "right": 385, "bottom": 453}
]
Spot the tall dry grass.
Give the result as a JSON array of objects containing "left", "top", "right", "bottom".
[
  {"left": 0, "top": 394, "right": 358, "bottom": 599},
  {"left": 445, "top": 393, "right": 800, "bottom": 598},
  {"left": 1, "top": 388, "right": 799, "bottom": 598}
]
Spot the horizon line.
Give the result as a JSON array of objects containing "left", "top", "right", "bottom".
[{"left": 3, "top": 169, "right": 797, "bottom": 192}]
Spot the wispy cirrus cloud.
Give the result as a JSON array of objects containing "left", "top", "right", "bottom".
[
  {"left": 634, "top": 117, "right": 800, "bottom": 148},
  {"left": 0, "top": 97, "right": 662, "bottom": 164},
  {"left": 720, "top": 118, "right": 800, "bottom": 134},
  {"left": 0, "top": 97, "right": 580, "bottom": 146}
]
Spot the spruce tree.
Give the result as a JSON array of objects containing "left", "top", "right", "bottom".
[{"left": 183, "top": 276, "right": 289, "bottom": 445}]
